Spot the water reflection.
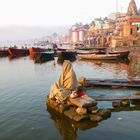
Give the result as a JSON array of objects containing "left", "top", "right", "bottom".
[
  {"left": 47, "top": 105, "right": 98, "bottom": 140},
  {"left": 128, "top": 54, "right": 140, "bottom": 79},
  {"left": 1, "top": 52, "right": 140, "bottom": 140},
  {"left": 76, "top": 59, "right": 128, "bottom": 79},
  {"left": 29, "top": 54, "right": 34, "bottom": 60},
  {"left": 78, "top": 58, "right": 130, "bottom": 65},
  {"left": 8, "top": 55, "right": 28, "bottom": 61}
]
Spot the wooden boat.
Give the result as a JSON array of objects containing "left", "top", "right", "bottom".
[
  {"left": 78, "top": 53, "right": 125, "bottom": 60},
  {"left": 34, "top": 51, "right": 54, "bottom": 63},
  {"left": 29, "top": 47, "right": 46, "bottom": 55},
  {"left": 57, "top": 50, "right": 77, "bottom": 63},
  {"left": 84, "top": 78, "right": 140, "bottom": 88},
  {"left": 0, "top": 48, "right": 9, "bottom": 56},
  {"left": 75, "top": 46, "right": 107, "bottom": 51},
  {"left": 8, "top": 47, "right": 29, "bottom": 56},
  {"left": 108, "top": 50, "right": 130, "bottom": 58},
  {"left": 76, "top": 49, "right": 106, "bottom": 55},
  {"left": 56, "top": 47, "right": 67, "bottom": 51}
]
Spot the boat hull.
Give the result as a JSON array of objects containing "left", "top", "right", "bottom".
[
  {"left": 57, "top": 51, "right": 76, "bottom": 63},
  {"left": 78, "top": 54, "right": 121, "bottom": 60},
  {"left": 0, "top": 49, "right": 9, "bottom": 56},
  {"left": 34, "top": 51, "right": 54, "bottom": 63},
  {"left": 108, "top": 51, "right": 130, "bottom": 59},
  {"left": 29, "top": 47, "right": 46, "bottom": 55},
  {"left": 8, "top": 48, "right": 29, "bottom": 56},
  {"left": 76, "top": 49, "right": 106, "bottom": 55}
]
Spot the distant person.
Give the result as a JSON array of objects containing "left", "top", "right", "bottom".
[
  {"left": 93, "top": 37, "right": 97, "bottom": 47},
  {"left": 13, "top": 45, "right": 17, "bottom": 48},
  {"left": 52, "top": 43, "right": 58, "bottom": 50},
  {"left": 48, "top": 60, "right": 78, "bottom": 103}
]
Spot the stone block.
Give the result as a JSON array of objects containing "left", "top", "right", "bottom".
[
  {"left": 90, "top": 114, "right": 103, "bottom": 122},
  {"left": 120, "top": 99, "right": 130, "bottom": 107},
  {"left": 98, "top": 109, "right": 111, "bottom": 119},
  {"left": 112, "top": 100, "right": 121, "bottom": 108},
  {"left": 73, "top": 114, "right": 90, "bottom": 122},
  {"left": 76, "top": 107, "right": 87, "bottom": 115},
  {"left": 64, "top": 107, "right": 77, "bottom": 119},
  {"left": 70, "top": 96, "right": 97, "bottom": 108},
  {"left": 50, "top": 99, "right": 60, "bottom": 108},
  {"left": 88, "top": 106, "right": 98, "bottom": 114},
  {"left": 58, "top": 104, "right": 71, "bottom": 113}
]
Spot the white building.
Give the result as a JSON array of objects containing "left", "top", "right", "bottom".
[{"left": 69, "top": 24, "right": 88, "bottom": 44}]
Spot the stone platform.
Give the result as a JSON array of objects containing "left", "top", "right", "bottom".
[{"left": 46, "top": 95, "right": 111, "bottom": 123}]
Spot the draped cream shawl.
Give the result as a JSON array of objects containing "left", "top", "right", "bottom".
[{"left": 49, "top": 60, "right": 78, "bottom": 99}]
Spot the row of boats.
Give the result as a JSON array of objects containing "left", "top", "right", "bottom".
[
  {"left": 74, "top": 47, "right": 130, "bottom": 60},
  {"left": 0, "top": 47, "right": 54, "bottom": 62},
  {"left": 0, "top": 46, "right": 130, "bottom": 62}
]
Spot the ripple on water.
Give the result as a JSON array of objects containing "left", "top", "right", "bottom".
[{"left": 0, "top": 56, "right": 140, "bottom": 140}]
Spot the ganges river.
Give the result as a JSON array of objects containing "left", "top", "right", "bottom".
[{"left": 0, "top": 53, "right": 140, "bottom": 140}]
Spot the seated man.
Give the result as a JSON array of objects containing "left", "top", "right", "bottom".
[{"left": 48, "top": 60, "right": 78, "bottom": 103}]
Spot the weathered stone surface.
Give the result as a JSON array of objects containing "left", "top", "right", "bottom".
[
  {"left": 50, "top": 99, "right": 60, "bottom": 107},
  {"left": 70, "top": 96, "right": 97, "bottom": 108},
  {"left": 112, "top": 101, "right": 121, "bottom": 108},
  {"left": 98, "top": 109, "right": 111, "bottom": 119},
  {"left": 91, "top": 109, "right": 99, "bottom": 114},
  {"left": 88, "top": 106, "right": 98, "bottom": 114},
  {"left": 76, "top": 107, "right": 87, "bottom": 115},
  {"left": 64, "top": 107, "right": 77, "bottom": 119},
  {"left": 73, "top": 114, "right": 90, "bottom": 122},
  {"left": 130, "top": 92, "right": 140, "bottom": 105},
  {"left": 90, "top": 114, "right": 103, "bottom": 122},
  {"left": 58, "top": 104, "right": 70, "bottom": 113},
  {"left": 120, "top": 99, "right": 130, "bottom": 107}
]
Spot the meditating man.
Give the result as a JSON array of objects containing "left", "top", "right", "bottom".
[{"left": 48, "top": 60, "right": 78, "bottom": 103}]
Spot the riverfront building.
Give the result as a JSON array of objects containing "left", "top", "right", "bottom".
[
  {"left": 85, "top": 0, "right": 140, "bottom": 48},
  {"left": 69, "top": 23, "right": 88, "bottom": 44}
]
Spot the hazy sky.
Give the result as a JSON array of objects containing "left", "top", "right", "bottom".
[
  {"left": 0, "top": 0, "right": 140, "bottom": 27},
  {"left": 0, "top": 0, "right": 140, "bottom": 43}
]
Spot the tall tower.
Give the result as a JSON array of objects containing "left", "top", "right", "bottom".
[
  {"left": 116, "top": 0, "right": 118, "bottom": 14},
  {"left": 116, "top": 0, "right": 118, "bottom": 20},
  {"left": 127, "top": 0, "right": 138, "bottom": 16}
]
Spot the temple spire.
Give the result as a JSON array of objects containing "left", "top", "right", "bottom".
[
  {"left": 127, "top": 0, "right": 138, "bottom": 16},
  {"left": 138, "top": 8, "right": 140, "bottom": 16}
]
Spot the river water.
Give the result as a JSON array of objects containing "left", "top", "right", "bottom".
[{"left": 0, "top": 54, "right": 140, "bottom": 140}]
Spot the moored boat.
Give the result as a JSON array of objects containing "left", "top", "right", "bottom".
[
  {"left": 76, "top": 49, "right": 106, "bottom": 55},
  {"left": 77, "top": 53, "right": 124, "bottom": 60},
  {"left": 29, "top": 47, "right": 46, "bottom": 55},
  {"left": 75, "top": 46, "right": 107, "bottom": 51},
  {"left": 57, "top": 50, "right": 77, "bottom": 63},
  {"left": 34, "top": 51, "right": 54, "bottom": 63},
  {"left": 8, "top": 47, "right": 29, "bottom": 56},
  {"left": 0, "top": 48, "right": 9, "bottom": 56},
  {"left": 108, "top": 50, "right": 130, "bottom": 58}
]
